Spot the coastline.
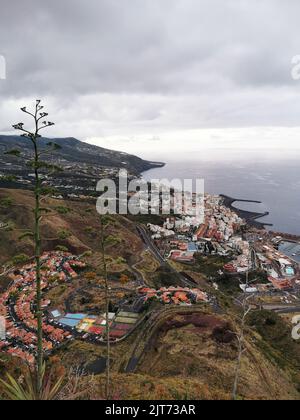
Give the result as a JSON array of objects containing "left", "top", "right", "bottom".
[
  {"left": 142, "top": 165, "right": 272, "bottom": 230},
  {"left": 220, "top": 194, "right": 272, "bottom": 229},
  {"left": 144, "top": 161, "right": 165, "bottom": 170},
  {"left": 141, "top": 158, "right": 300, "bottom": 236}
]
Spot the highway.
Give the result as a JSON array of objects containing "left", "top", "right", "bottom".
[
  {"left": 136, "top": 225, "right": 198, "bottom": 288},
  {"left": 261, "top": 304, "right": 300, "bottom": 314},
  {"left": 137, "top": 225, "right": 166, "bottom": 266}
]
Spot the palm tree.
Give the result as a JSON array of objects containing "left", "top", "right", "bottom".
[{"left": 12, "top": 100, "right": 55, "bottom": 396}]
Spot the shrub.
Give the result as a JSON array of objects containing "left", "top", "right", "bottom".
[
  {"left": 81, "top": 250, "right": 92, "bottom": 258},
  {"left": 116, "top": 257, "right": 126, "bottom": 264},
  {"left": 55, "top": 206, "right": 71, "bottom": 215},
  {"left": 55, "top": 245, "right": 69, "bottom": 252},
  {"left": 40, "top": 187, "right": 59, "bottom": 196},
  {"left": 120, "top": 274, "right": 130, "bottom": 285},
  {"left": 104, "top": 235, "right": 121, "bottom": 247},
  {"left": 58, "top": 229, "right": 71, "bottom": 240},
  {"left": 101, "top": 215, "right": 114, "bottom": 226},
  {"left": 84, "top": 226, "right": 94, "bottom": 234},
  {"left": 0, "top": 175, "right": 17, "bottom": 182},
  {"left": 12, "top": 254, "right": 30, "bottom": 265},
  {"left": 0, "top": 197, "right": 13, "bottom": 208}
]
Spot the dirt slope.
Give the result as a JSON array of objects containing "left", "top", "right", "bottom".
[{"left": 0, "top": 189, "right": 143, "bottom": 266}]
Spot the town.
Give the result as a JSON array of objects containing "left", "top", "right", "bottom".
[{"left": 147, "top": 194, "right": 300, "bottom": 305}]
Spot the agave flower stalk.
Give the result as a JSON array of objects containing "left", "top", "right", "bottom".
[{"left": 12, "top": 100, "right": 55, "bottom": 397}]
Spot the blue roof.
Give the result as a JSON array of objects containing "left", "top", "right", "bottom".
[
  {"left": 65, "top": 313, "right": 87, "bottom": 320},
  {"left": 51, "top": 310, "right": 62, "bottom": 318},
  {"left": 187, "top": 242, "right": 198, "bottom": 252},
  {"left": 59, "top": 318, "right": 81, "bottom": 327}
]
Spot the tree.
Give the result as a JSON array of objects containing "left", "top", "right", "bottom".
[
  {"left": 232, "top": 247, "right": 255, "bottom": 400},
  {"left": 232, "top": 293, "right": 253, "bottom": 400},
  {"left": 11, "top": 100, "right": 56, "bottom": 397},
  {"left": 11, "top": 254, "right": 30, "bottom": 266}
]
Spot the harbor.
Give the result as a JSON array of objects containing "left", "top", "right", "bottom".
[{"left": 220, "top": 195, "right": 272, "bottom": 229}]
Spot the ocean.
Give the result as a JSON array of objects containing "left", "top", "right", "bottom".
[{"left": 142, "top": 149, "right": 300, "bottom": 235}]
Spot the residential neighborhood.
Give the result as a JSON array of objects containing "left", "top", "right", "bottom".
[
  {"left": 0, "top": 249, "right": 211, "bottom": 364},
  {"left": 0, "top": 252, "right": 86, "bottom": 364}
]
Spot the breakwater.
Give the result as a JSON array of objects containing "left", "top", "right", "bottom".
[{"left": 220, "top": 194, "right": 272, "bottom": 229}]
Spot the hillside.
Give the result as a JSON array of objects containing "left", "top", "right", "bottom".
[
  {"left": 1, "top": 189, "right": 300, "bottom": 400},
  {"left": 0, "top": 189, "right": 144, "bottom": 269},
  {"left": 0, "top": 135, "right": 164, "bottom": 175}
]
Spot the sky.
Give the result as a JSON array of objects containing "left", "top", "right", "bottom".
[{"left": 1, "top": 0, "right": 300, "bottom": 160}]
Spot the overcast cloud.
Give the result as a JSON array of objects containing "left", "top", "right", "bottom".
[{"left": 1, "top": 0, "right": 300, "bottom": 157}]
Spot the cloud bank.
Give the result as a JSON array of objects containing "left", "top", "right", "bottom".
[{"left": 1, "top": 0, "right": 300, "bottom": 156}]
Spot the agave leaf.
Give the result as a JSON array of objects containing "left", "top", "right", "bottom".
[
  {"left": 0, "top": 363, "right": 64, "bottom": 401},
  {"left": 47, "top": 377, "right": 64, "bottom": 401},
  {"left": 0, "top": 374, "right": 30, "bottom": 400}
]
